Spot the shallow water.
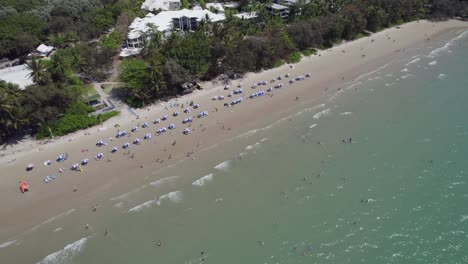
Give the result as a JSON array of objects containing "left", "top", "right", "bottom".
[{"left": 1, "top": 30, "right": 468, "bottom": 264}]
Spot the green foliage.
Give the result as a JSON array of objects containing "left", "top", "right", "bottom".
[
  {"left": 0, "top": 15, "right": 44, "bottom": 58},
  {"left": 199, "top": 0, "right": 207, "bottom": 9},
  {"left": 273, "top": 59, "right": 285, "bottom": 68},
  {"left": 100, "top": 110, "right": 120, "bottom": 121},
  {"left": 99, "top": 31, "right": 122, "bottom": 50},
  {"left": 36, "top": 102, "right": 120, "bottom": 139},
  {"left": 301, "top": 49, "right": 316, "bottom": 57},
  {"left": 119, "top": 58, "right": 149, "bottom": 89},
  {"left": 181, "top": 0, "right": 189, "bottom": 9},
  {"left": 165, "top": 32, "right": 211, "bottom": 76},
  {"left": 287, "top": 51, "right": 302, "bottom": 64}
]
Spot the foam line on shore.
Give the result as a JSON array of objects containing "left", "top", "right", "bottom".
[
  {"left": 0, "top": 240, "right": 18, "bottom": 249},
  {"left": 428, "top": 30, "right": 468, "bottom": 58},
  {"left": 214, "top": 160, "right": 231, "bottom": 171},
  {"left": 313, "top": 108, "right": 331, "bottom": 119},
  {"left": 36, "top": 236, "right": 90, "bottom": 264},
  {"left": 31, "top": 209, "right": 75, "bottom": 231},
  {"left": 192, "top": 173, "right": 214, "bottom": 187},
  {"left": 128, "top": 190, "right": 183, "bottom": 212},
  {"left": 150, "top": 176, "right": 179, "bottom": 187},
  {"left": 235, "top": 104, "right": 326, "bottom": 139}
]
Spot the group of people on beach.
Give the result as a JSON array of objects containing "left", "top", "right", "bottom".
[{"left": 29, "top": 66, "right": 312, "bottom": 187}]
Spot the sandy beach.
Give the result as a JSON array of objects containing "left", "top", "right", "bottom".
[{"left": 1, "top": 19, "right": 467, "bottom": 240}]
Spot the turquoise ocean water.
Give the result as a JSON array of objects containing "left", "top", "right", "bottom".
[{"left": 1, "top": 30, "right": 468, "bottom": 264}]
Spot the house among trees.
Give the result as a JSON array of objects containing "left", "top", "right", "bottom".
[
  {"left": 28, "top": 44, "right": 55, "bottom": 58},
  {"left": 141, "top": 0, "right": 181, "bottom": 12},
  {"left": 120, "top": 9, "right": 225, "bottom": 57},
  {"left": 234, "top": 12, "right": 259, "bottom": 21},
  {"left": 266, "top": 3, "right": 290, "bottom": 21}
]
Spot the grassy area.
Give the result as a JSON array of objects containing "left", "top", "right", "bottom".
[
  {"left": 101, "top": 83, "right": 125, "bottom": 95},
  {"left": 85, "top": 85, "right": 98, "bottom": 96}
]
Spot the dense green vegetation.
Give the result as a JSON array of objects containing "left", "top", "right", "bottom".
[
  {"left": 0, "top": 37, "right": 120, "bottom": 142},
  {"left": 118, "top": 0, "right": 467, "bottom": 106},
  {"left": 0, "top": 0, "right": 142, "bottom": 59}
]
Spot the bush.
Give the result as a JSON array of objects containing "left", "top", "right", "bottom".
[
  {"left": 36, "top": 103, "right": 119, "bottom": 139},
  {"left": 287, "top": 51, "right": 302, "bottom": 64},
  {"left": 100, "top": 111, "right": 120, "bottom": 122},
  {"left": 273, "top": 59, "right": 285, "bottom": 68}
]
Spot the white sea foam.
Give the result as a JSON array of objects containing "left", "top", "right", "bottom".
[
  {"left": 309, "top": 124, "right": 318, "bottom": 129},
  {"left": 53, "top": 228, "right": 63, "bottom": 232},
  {"left": 128, "top": 199, "right": 158, "bottom": 212},
  {"left": 438, "top": 74, "right": 447, "bottom": 80},
  {"left": 428, "top": 30, "right": 468, "bottom": 58},
  {"left": 339, "top": 112, "right": 352, "bottom": 116},
  {"left": 313, "top": 108, "right": 331, "bottom": 119},
  {"left": 150, "top": 176, "right": 179, "bottom": 187},
  {"left": 36, "top": 237, "right": 89, "bottom": 264},
  {"left": 192, "top": 173, "right": 214, "bottom": 187},
  {"left": 162, "top": 190, "right": 183, "bottom": 203},
  {"left": 0, "top": 240, "right": 17, "bottom": 249},
  {"left": 428, "top": 61, "right": 437, "bottom": 66},
  {"left": 260, "top": 138, "right": 268, "bottom": 142},
  {"left": 214, "top": 160, "right": 231, "bottom": 171},
  {"left": 113, "top": 202, "right": 124, "bottom": 208},
  {"left": 233, "top": 104, "right": 325, "bottom": 140},
  {"left": 329, "top": 90, "right": 344, "bottom": 100},
  {"left": 401, "top": 68, "right": 409, "bottom": 73},
  {"left": 406, "top": 58, "right": 421, "bottom": 65},
  {"left": 32, "top": 209, "right": 76, "bottom": 231},
  {"left": 245, "top": 142, "right": 261, "bottom": 150},
  {"left": 354, "top": 62, "right": 391, "bottom": 82},
  {"left": 461, "top": 215, "right": 468, "bottom": 222},
  {"left": 401, "top": 74, "right": 413, "bottom": 79}
]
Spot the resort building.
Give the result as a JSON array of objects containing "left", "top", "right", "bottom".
[
  {"left": 28, "top": 44, "right": 55, "bottom": 58},
  {"left": 266, "top": 3, "right": 289, "bottom": 21},
  {"left": 121, "top": 9, "right": 225, "bottom": 57},
  {"left": 206, "top": 3, "right": 225, "bottom": 13},
  {"left": 234, "top": 12, "right": 259, "bottom": 21},
  {"left": 141, "top": 0, "right": 181, "bottom": 11}
]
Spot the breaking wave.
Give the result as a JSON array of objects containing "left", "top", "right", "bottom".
[
  {"left": 36, "top": 237, "right": 90, "bottom": 264},
  {"left": 192, "top": 174, "right": 214, "bottom": 187}
]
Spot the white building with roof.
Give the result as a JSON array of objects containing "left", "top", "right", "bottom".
[
  {"left": 266, "top": 3, "right": 289, "bottom": 20},
  {"left": 121, "top": 9, "right": 225, "bottom": 57},
  {"left": 141, "top": 0, "right": 181, "bottom": 11},
  {"left": 206, "top": 3, "right": 225, "bottom": 13},
  {"left": 234, "top": 12, "right": 258, "bottom": 20}
]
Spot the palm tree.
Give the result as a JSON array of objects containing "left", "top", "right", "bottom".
[
  {"left": 26, "top": 58, "right": 50, "bottom": 85},
  {"left": 49, "top": 53, "right": 69, "bottom": 83},
  {"left": 71, "top": 53, "right": 87, "bottom": 77},
  {"left": 0, "top": 80, "right": 27, "bottom": 138}
]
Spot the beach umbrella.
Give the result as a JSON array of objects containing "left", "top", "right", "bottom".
[{"left": 26, "top": 164, "right": 34, "bottom": 171}]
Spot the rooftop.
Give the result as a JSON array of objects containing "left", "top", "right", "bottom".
[
  {"left": 141, "top": 0, "right": 181, "bottom": 11},
  {"left": 234, "top": 12, "right": 258, "bottom": 20},
  {"left": 127, "top": 9, "right": 225, "bottom": 39},
  {"left": 268, "top": 3, "right": 289, "bottom": 10},
  {"left": 206, "top": 3, "right": 225, "bottom": 13}
]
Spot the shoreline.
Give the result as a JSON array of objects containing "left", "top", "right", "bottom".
[{"left": 1, "top": 19, "right": 467, "bottom": 241}]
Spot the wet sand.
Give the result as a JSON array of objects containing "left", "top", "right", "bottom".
[{"left": 0, "top": 20, "right": 467, "bottom": 240}]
